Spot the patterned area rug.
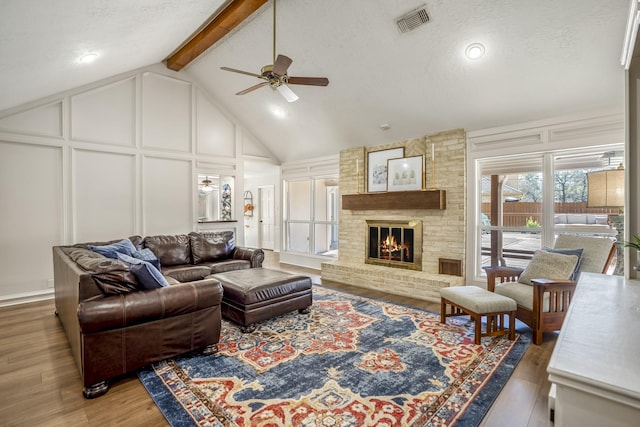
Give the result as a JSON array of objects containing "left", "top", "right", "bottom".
[{"left": 138, "top": 285, "right": 530, "bottom": 427}]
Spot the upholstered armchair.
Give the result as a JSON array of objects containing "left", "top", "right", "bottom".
[{"left": 485, "top": 235, "right": 616, "bottom": 345}]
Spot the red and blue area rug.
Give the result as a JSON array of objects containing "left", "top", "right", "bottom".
[{"left": 138, "top": 285, "right": 530, "bottom": 427}]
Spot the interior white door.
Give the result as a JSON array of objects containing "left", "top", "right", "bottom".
[{"left": 259, "top": 185, "right": 275, "bottom": 250}]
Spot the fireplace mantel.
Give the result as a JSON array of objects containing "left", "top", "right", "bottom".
[{"left": 342, "top": 190, "right": 446, "bottom": 210}]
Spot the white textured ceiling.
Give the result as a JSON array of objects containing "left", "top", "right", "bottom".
[{"left": 0, "top": 0, "right": 630, "bottom": 163}]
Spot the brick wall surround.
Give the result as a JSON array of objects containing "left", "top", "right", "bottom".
[{"left": 321, "top": 129, "right": 467, "bottom": 302}]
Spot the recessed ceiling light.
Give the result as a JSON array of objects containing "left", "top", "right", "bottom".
[
  {"left": 78, "top": 53, "right": 98, "bottom": 64},
  {"left": 465, "top": 43, "right": 485, "bottom": 60},
  {"left": 380, "top": 123, "right": 391, "bottom": 131}
]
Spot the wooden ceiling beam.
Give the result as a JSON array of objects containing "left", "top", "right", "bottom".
[{"left": 166, "top": 0, "right": 268, "bottom": 71}]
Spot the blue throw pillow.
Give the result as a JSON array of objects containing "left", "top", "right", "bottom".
[
  {"left": 543, "top": 247, "right": 584, "bottom": 280},
  {"left": 131, "top": 248, "right": 161, "bottom": 270},
  {"left": 117, "top": 253, "right": 168, "bottom": 290},
  {"left": 88, "top": 239, "right": 136, "bottom": 259}
]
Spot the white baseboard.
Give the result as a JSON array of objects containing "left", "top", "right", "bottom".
[{"left": 0, "top": 289, "right": 54, "bottom": 308}]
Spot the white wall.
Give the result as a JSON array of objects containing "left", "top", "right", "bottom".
[{"left": 0, "top": 64, "right": 277, "bottom": 306}]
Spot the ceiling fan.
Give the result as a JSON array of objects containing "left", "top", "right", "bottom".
[{"left": 220, "top": 0, "right": 329, "bottom": 103}]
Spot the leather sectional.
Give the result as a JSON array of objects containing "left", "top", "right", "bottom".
[{"left": 53, "top": 231, "right": 264, "bottom": 398}]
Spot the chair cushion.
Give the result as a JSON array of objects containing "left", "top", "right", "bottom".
[
  {"left": 517, "top": 250, "right": 578, "bottom": 286},
  {"left": 495, "top": 282, "right": 543, "bottom": 311},
  {"left": 440, "top": 286, "right": 516, "bottom": 313},
  {"left": 553, "top": 235, "right": 614, "bottom": 274}
]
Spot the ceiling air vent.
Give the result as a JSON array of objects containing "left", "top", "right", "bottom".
[{"left": 395, "top": 6, "right": 430, "bottom": 33}]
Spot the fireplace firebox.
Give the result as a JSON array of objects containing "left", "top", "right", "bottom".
[{"left": 366, "top": 220, "right": 422, "bottom": 270}]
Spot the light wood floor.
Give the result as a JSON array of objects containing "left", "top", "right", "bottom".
[{"left": 0, "top": 252, "right": 556, "bottom": 426}]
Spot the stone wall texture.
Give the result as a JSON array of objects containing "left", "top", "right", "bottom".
[{"left": 321, "top": 129, "right": 466, "bottom": 302}]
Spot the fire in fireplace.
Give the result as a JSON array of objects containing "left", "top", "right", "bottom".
[{"left": 366, "top": 220, "right": 422, "bottom": 270}]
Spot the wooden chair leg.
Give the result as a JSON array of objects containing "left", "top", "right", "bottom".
[
  {"left": 440, "top": 298, "right": 446, "bottom": 323},
  {"left": 533, "top": 327, "right": 543, "bottom": 345},
  {"left": 473, "top": 313, "right": 481, "bottom": 345},
  {"left": 508, "top": 312, "right": 515, "bottom": 341}
]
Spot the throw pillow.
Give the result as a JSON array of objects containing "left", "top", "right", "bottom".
[
  {"left": 518, "top": 250, "right": 579, "bottom": 286},
  {"left": 88, "top": 239, "right": 136, "bottom": 259},
  {"left": 117, "top": 253, "right": 169, "bottom": 290},
  {"left": 543, "top": 247, "right": 584, "bottom": 280},
  {"left": 131, "top": 248, "right": 161, "bottom": 270}
]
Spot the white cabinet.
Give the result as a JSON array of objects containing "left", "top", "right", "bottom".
[{"left": 547, "top": 273, "right": 640, "bottom": 427}]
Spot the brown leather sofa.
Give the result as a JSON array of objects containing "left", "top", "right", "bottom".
[{"left": 53, "top": 231, "right": 264, "bottom": 398}]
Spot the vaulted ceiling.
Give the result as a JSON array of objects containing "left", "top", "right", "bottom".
[{"left": 0, "top": 0, "right": 630, "bottom": 163}]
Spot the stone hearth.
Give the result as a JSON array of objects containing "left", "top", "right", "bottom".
[{"left": 321, "top": 129, "right": 466, "bottom": 302}]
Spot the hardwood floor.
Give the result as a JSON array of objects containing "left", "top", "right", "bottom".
[{"left": 0, "top": 252, "right": 556, "bottom": 426}]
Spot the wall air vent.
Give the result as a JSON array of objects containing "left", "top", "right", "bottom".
[{"left": 395, "top": 6, "right": 430, "bottom": 33}]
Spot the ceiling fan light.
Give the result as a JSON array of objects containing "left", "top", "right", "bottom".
[{"left": 276, "top": 83, "right": 299, "bottom": 103}]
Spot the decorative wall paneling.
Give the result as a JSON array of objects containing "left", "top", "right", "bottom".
[
  {"left": 0, "top": 100, "right": 64, "bottom": 139},
  {"left": 142, "top": 72, "right": 192, "bottom": 153},
  {"left": 0, "top": 141, "right": 63, "bottom": 302},
  {"left": 70, "top": 78, "right": 136, "bottom": 146},
  {"left": 0, "top": 64, "right": 278, "bottom": 305},
  {"left": 72, "top": 149, "right": 136, "bottom": 242}
]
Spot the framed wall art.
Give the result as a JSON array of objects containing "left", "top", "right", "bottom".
[
  {"left": 387, "top": 155, "right": 423, "bottom": 192},
  {"left": 367, "top": 147, "right": 404, "bottom": 192}
]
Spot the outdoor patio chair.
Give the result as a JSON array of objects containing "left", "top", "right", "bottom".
[{"left": 485, "top": 234, "right": 616, "bottom": 345}]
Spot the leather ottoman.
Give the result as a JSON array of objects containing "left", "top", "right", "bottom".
[{"left": 209, "top": 268, "right": 312, "bottom": 332}]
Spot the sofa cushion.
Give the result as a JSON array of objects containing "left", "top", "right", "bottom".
[
  {"left": 554, "top": 214, "right": 567, "bottom": 224},
  {"left": 143, "top": 235, "right": 191, "bottom": 267},
  {"left": 594, "top": 216, "right": 609, "bottom": 225},
  {"left": 117, "top": 253, "right": 169, "bottom": 290},
  {"left": 62, "top": 247, "right": 129, "bottom": 274},
  {"left": 205, "top": 259, "right": 251, "bottom": 274},
  {"left": 87, "top": 239, "right": 137, "bottom": 259},
  {"left": 543, "top": 247, "right": 584, "bottom": 280},
  {"left": 131, "top": 248, "right": 161, "bottom": 270},
  {"left": 566, "top": 214, "right": 587, "bottom": 224},
  {"left": 518, "top": 250, "right": 578, "bottom": 286},
  {"left": 189, "top": 232, "right": 234, "bottom": 264},
  {"left": 161, "top": 265, "right": 211, "bottom": 283},
  {"left": 92, "top": 270, "right": 140, "bottom": 295}
]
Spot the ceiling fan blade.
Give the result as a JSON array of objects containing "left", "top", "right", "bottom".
[
  {"left": 236, "top": 82, "right": 270, "bottom": 95},
  {"left": 276, "top": 83, "right": 299, "bottom": 103},
  {"left": 287, "top": 76, "right": 329, "bottom": 86},
  {"left": 221, "top": 66, "right": 263, "bottom": 79},
  {"left": 272, "top": 54, "right": 293, "bottom": 76}
]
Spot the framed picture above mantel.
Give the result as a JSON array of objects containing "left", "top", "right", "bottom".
[
  {"left": 387, "top": 155, "right": 423, "bottom": 192},
  {"left": 367, "top": 147, "right": 404, "bottom": 192}
]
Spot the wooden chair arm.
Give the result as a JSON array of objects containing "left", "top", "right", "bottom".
[
  {"left": 530, "top": 278, "right": 576, "bottom": 287},
  {"left": 484, "top": 266, "right": 525, "bottom": 292}
]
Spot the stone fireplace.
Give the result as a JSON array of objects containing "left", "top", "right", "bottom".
[
  {"left": 366, "top": 220, "right": 422, "bottom": 270},
  {"left": 321, "top": 129, "right": 466, "bottom": 302}
]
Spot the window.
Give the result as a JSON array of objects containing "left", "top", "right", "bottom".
[
  {"left": 475, "top": 147, "right": 624, "bottom": 278},
  {"left": 284, "top": 177, "right": 339, "bottom": 257}
]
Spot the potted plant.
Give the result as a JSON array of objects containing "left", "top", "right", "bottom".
[{"left": 623, "top": 234, "right": 640, "bottom": 270}]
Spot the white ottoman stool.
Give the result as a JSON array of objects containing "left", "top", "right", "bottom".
[{"left": 440, "top": 286, "right": 517, "bottom": 345}]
